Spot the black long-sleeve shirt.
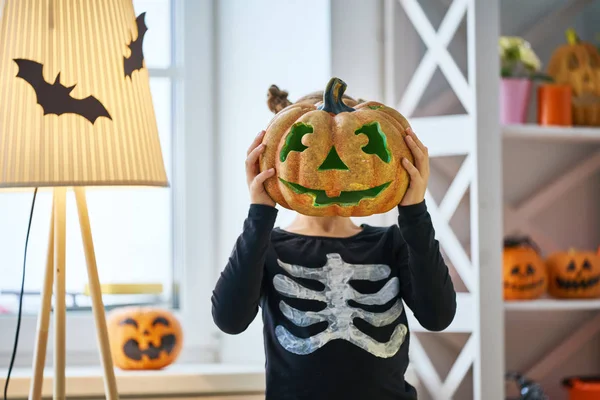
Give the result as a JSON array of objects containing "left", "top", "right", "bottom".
[{"left": 212, "top": 201, "right": 456, "bottom": 400}]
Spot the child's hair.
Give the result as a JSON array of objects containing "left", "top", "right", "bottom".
[{"left": 267, "top": 84, "right": 362, "bottom": 114}]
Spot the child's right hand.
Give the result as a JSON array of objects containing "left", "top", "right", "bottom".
[{"left": 246, "top": 130, "right": 276, "bottom": 207}]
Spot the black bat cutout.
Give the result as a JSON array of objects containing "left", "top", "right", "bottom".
[
  {"left": 124, "top": 12, "right": 148, "bottom": 78},
  {"left": 13, "top": 59, "right": 112, "bottom": 124},
  {"left": 123, "top": 334, "right": 176, "bottom": 361}
]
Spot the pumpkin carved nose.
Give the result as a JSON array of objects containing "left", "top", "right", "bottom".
[
  {"left": 318, "top": 146, "right": 348, "bottom": 171},
  {"left": 143, "top": 330, "right": 150, "bottom": 335}
]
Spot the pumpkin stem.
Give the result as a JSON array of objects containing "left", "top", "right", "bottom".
[
  {"left": 566, "top": 28, "right": 579, "bottom": 45},
  {"left": 503, "top": 235, "right": 541, "bottom": 254},
  {"left": 318, "top": 77, "right": 356, "bottom": 115}
]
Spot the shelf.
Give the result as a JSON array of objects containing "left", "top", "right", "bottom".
[
  {"left": 502, "top": 124, "right": 600, "bottom": 142},
  {"left": 0, "top": 364, "right": 266, "bottom": 398},
  {"left": 504, "top": 298, "right": 600, "bottom": 311}
]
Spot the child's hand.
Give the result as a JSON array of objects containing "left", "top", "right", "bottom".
[
  {"left": 400, "top": 128, "right": 430, "bottom": 206},
  {"left": 246, "top": 130, "right": 276, "bottom": 207}
]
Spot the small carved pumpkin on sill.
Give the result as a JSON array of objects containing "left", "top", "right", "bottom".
[
  {"left": 546, "top": 249, "right": 600, "bottom": 299},
  {"left": 260, "top": 77, "right": 414, "bottom": 217},
  {"left": 503, "top": 236, "right": 547, "bottom": 301},
  {"left": 548, "top": 28, "right": 600, "bottom": 126},
  {"left": 107, "top": 307, "right": 183, "bottom": 370}
]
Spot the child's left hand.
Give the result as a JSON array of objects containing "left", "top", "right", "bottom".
[{"left": 400, "top": 128, "right": 430, "bottom": 206}]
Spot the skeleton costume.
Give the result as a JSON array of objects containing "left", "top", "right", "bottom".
[{"left": 212, "top": 201, "right": 456, "bottom": 400}]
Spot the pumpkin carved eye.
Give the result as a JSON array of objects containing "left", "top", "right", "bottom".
[
  {"left": 280, "top": 122, "right": 313, "bottom": 162},
  {"left": 526, "top": 264, "right": 535, "bottom": 275},
  {"left": 152, "top": 316, "right": 170, "bottom": 327},
  {"left": 511, "top": 266, "right": 520, "bottom": 275},
  {"left": 120, "top": 318, "right": 139, "bottom": 328},
  {"left": 355, "top": 122, "right": 392, "bottom": 163},
  {"left": 568, "top": 54, "right": 579, "bottom": 70},
  {"left": 583, "top": 260, "right": 592, "bottom": 270},
  {"left": 567, "top": 260, "right": 576, "bottom": 271}
]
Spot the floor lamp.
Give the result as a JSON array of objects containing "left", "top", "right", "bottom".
[{"left": 0, "top": 1, "right": 169, "bottom": 399}]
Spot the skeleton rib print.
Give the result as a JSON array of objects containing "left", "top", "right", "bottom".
[{"left": 273, "top": 253, "right": 407, "bottom": 358}]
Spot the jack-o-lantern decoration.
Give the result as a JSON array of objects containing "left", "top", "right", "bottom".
[
  {"left": 503, "top": 236, "right": 547, "bottom": 300},
  {"left": 548, "top": 29, "right": 600, "bottom": 126},
  {"left": 546, "top": 249, "right": 600, "bottom": 299},
  {"left": 107, "top": 307, "right": 183, "bottom": 370},
  {"left": 260, "top": 77, "right": 414, "bottom": 217}
]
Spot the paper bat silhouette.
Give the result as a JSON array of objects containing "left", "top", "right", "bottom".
[
  {"left": 13, "top": 59, "right": 112, "bottom": 124},
  {"left": 124, "top": 12, "right": 148, "bottom": 78}
]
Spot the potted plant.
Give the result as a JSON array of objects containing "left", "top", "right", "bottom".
[{"left": 499, "top": 36, "right": 545, "bottom": 124}]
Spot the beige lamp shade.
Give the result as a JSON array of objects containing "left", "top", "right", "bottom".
[{"left": 0, "top": 0, "right": 168, "bottom": 188}]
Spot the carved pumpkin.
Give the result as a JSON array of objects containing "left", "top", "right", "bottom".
[
  {"left": 548, "top": 29, "right": 600, "bottom": 126},
  {"left": 546, "top": 249, "right": 600, "bottom": 299},
  {"left": 260, "top": 77, "right": 414, "bottom": 217},
  {"left": 107, "top": 307, "right": 183, "bottom": 370},
  {"left": 503, "top": 236, "right": 547, "bottom": 300}
]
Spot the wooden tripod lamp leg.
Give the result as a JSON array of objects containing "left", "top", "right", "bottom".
[
  {"left": 53, "top": 187, "right": 67, "bottom": 400},
  {"left": 74, "top": 187, "right": 119, "bottom": 400},
  {"left": 29, "top": 197, "right": 56, "bottom": 400}
]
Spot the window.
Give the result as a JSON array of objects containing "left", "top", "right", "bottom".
[{"left": 0, "top": 0, "right": 182, "bottom": 366}]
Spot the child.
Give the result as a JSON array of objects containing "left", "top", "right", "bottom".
[{"left": 211, "top": 85, "right": 456, "bottom": 400}]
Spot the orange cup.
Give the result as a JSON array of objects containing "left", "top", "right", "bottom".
[{"left": 537, "top": 84, "right": 572, "bottom": 126}]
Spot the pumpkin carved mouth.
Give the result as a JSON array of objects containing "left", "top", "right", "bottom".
[
  {"left": 504, "top": 278, "right": 545, "bottom": 292},
  {"left": 123, "top": 334, "right": 177, "bottom": 361},
  {"left": 280, "top": 178, "right": 391, "bottom": 207},
  {"left": 555, "top": 275, "right": 600, "bottom": 290}
]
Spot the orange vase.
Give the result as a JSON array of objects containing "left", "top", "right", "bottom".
[{"left": 537, "top": 84, "right": 572, "bottom": 126}]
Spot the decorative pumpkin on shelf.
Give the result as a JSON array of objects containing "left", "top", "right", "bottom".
[
  {"left": 260, "top": 77, "right": 414, "bottom": 217},
  {"left": 107, "top": 307, "right": 183, "bottom": 370},
  {"left": 547, "top": 28, "right": 600, "bottom": 126},
  {"left": 502, "top": 236, "right": 547, "bottom": 301},
  {"left": 545, "top": 249, "right": 600, "bottom": 299}
]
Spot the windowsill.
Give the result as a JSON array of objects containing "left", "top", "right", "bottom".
[{"left": 0, "top": 363, "right": 266, "bottom": 399}]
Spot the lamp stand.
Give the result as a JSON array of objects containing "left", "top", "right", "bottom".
[{"left": 28, "top": 187, "right": 119, "bottom": 400}]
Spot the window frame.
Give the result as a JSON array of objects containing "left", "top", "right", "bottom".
[{"left": 0, "top": 0, "right": 218, "bottom": 367}]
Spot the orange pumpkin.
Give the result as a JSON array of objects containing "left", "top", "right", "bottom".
[
  {"left": 107, "top": 307, "right": 183, "bottom": 370},
  {"left": 548, "top": 29, "right": 600, "bottom": 126},
  {"left": 546, "top": 249, "right": 600, "bottom": 299},
  {"left": 260, "top": 77, "right": 414, "bottom": 217},
  {"left": 503, "top": 236, "right": 547, "bottom": 300}
]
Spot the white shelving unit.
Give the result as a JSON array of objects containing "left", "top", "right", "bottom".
[{"left": 381, "top": 0, "right": 600, "bottom": 399}]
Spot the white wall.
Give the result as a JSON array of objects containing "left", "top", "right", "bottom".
[{"left": 215, "top": 0, "right": 332, "bottom": 364}]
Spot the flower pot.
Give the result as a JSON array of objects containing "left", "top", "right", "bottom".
[
  {"left": 537, "top": 84, "right": 572, "bottom": 126},
  {"left": 500, "top": 78, "right": 532, "bottom": 124}
]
